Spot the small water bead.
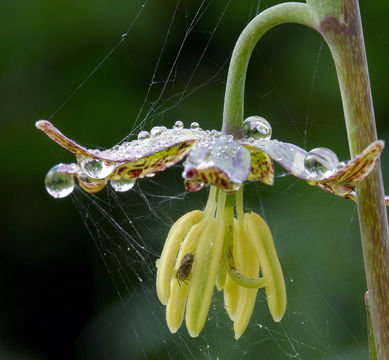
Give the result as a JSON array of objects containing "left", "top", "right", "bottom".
[
  {"left": 150, "top": 126, "right": 167, "bottom": 137},
  {"left": 190, "top": 122, "right": 200, "bottom": 130},
  {"left": 45, "top": 164, "right": 75, "bottom": 198},
  {"left": 173, "top": 120, "right": 184, "bottom": 129},
  {"left": 337, "top": 161, "right": 347, "bottom": 169},
  {"left": 243, "top": 116, "right": 272, "bottom": 140},
  {"left": 79, "top": 157, "right": 115, "bottom": 179},
  {"left": 110, "top": 178, "right": 136, "bottom": 192},
  {"left": 138, "top": 130, "right": 150, "bottom": 140},
  {"left": 304, "top": 147, "right": 339, "bottom": 177}
]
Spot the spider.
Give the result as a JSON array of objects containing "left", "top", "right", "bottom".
[{"left": 176, "top": 253, "right": 194, "bottom": 286}]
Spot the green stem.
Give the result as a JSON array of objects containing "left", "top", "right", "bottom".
[
  {"left": 308, "top": 1, "right": 389, "bottom": 358},
  {"left": 222, "top": 2, "right": 315, "bottom": 137}
]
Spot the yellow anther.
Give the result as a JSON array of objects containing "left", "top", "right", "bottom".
[
  {"left": 166, "top": 220, "right": 207, "bottom": 333},
  {"left": 185, "top": 218, "right": 225, "bottom": 337},
  {"left": 243, "top": 212, "right": 286, "bottom": 322},
  {"left": 233, "top": 218, "right": 261, "bottom": 339},
  {"left": 156, "top": 210, "right": 203, "bottom": 305}
]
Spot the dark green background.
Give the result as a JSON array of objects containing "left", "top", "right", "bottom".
[{"left": 1, "top": 1, "right": 388, "bottom": 359}]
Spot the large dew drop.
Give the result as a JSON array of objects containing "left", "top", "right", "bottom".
[
  {"left": 243, "top": 116, "right": 272, "bottom": 141},
  {"left": 304, "top": 147, "right": 339, "bottom": 177},
  {"left": 79, "top": 157, "right": 115, "bottom": 179},
  {"left": 110, "top": 178, "right": 136, "bottom": 192},
  {"left": 190, "top": 122, "right": 200, "bottom": 130},
  {"left": 45, "top": 164, "right": 75, "bottom": 198},
  {"left": 138, "top": 131, "right": 150, "bottom": 140},
  {"left": 173, "top": 120, "right": 184, "bottom": 129},
  {"left": 150, "top": 126, "right": 167, "bottom": 137}
]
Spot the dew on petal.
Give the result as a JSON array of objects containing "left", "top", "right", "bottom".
[
  {"left": 45, "top": 164, "right": 75, "bottom": 198},
  {"left": 79, "top": 157, "right": 115, "bottom": 179},
  {"left": 110, "top": 178, "right": 136, "bottom": 192},
  {"left": 190, "top": 122, "right": 200, "bottom": 130},
  {"left": 173, "top": 120, "right": 184, "bottom": 129},
  {"left": 138, "top": 130, "right": 151, "bottom": 140},
  {"left": 304, "top": 147, "right": 339, "bottom": 177},
  {"left": 243, "top": 116, "right": 272, "bottom": 141},
  {"left": 150, "top": 126, "right": 167, "bottom": 137}
]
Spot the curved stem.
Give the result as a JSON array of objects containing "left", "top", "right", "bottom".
[
  {"left": 310, "top": 1, "right": 389, "bottom": 357},
  {"left": 222, "top": 2, "right": 316, "bottom": 137}
]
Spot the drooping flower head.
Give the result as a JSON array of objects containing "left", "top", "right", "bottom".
[{"left": 36, "top": 116, "right": 386, "bottom": 338}]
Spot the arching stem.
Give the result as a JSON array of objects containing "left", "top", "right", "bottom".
[{"left": 222, "top": 2, "right": 315, "bottom": 137}]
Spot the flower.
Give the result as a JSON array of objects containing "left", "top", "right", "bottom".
[
  {"left": 36, "top": 117, "right": 386, "bottom": 203},
  {"left": 36, "top": 116, "right": 387, "bottom": 337}
]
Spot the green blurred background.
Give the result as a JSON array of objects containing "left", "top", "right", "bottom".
[{"left": 1, "top": 1, "right": 388, "bottom": 359}]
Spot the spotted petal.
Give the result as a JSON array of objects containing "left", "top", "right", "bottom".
[
  {"left": 183, "top": 137, "right": 251, "bottom": 193},
  {"left": 318, "top": 141, "right": 384, "bottom": 185},
  {"left": 243, "top": 138, "right": 385, "bottom": 201},
  {"left": 36, "top": 120, "right": 217, "bottom": 190},
  {"left": 243, "top": 145, "right": 274, "bottom": 185}
]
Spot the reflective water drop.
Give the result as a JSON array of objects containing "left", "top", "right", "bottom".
[
  {"left": 45, "top": 164, "right": 75, "bottom": 198},
  {"left": 190, "top": 121, "right": 200, "bottom": 130},
  {"left": 77, "top": 173, "right": 106, "bottom": 193},
  {"left": 150, "top": 126, "right": 166, "bottom": 137},
  {"left": 173, "top": 120, "right": 184, "bottom": 129},
  {"left": 243, "top": 116, "right": 272, "bottom": 140},
  {"left": 337, "top": 161, "right": 346, "bottom": 169},
  {"left": 80, "top": 157, "right": 115, "bottom": 179},
  {"left": 110, "top": 178, "right": 136, "bottom": 192},
  {"left": 138, "top": 130, "right": 150, "bottom": 140},
  {"left": 304, "top": 147, "right": 339, "bottom": 177}
]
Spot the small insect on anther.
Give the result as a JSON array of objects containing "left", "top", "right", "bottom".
[{"left": 176, "top": 253, "right": 194, "bottom": 286}]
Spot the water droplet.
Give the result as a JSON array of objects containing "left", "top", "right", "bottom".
[
  {"left": 337, "top": 161, "right": 346, "bottom": 169},
  {"left": 190, "top": 121, "right": 200, "bottom": 130},
  {"left": 173, "top": 120, "right": 184, "bottom": 129},
  {"left": 45, "top": 164, "right": 75, "bottom": 198},
  {"left": 243, "top": 116, "right": 272, "bottom": 140},
  {"left": 304, "top": 147, "right": 339, "bottom": 177},
  {"left": 79, "top": 157, "right": 115, "bottom": 179},
  {"left": 138, "top": 130, "right": 150, "bottom": 140},
  {"left": 110, "top": 178, "right": 136, "bottom": 192},
  {"left": 150, "top": 126, "right": 166, "bottom": 137}
]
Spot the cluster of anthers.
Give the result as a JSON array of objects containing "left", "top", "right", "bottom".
[{"left": 36, "top": 116, "right": 387, "bottom": 338}]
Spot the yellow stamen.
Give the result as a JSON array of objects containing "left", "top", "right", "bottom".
[
  {"left": 185, "top": 218, "right": 225, "bottom": 337},
  {"left": 156, "top": 210, "right": 203, "bottom": 305},
  {"left": 243, "top": 212, "right": 286, "bottom": 322},
  {"left": 233, "top": 218, "right": 261, "bottom": 339},
  {"left": 223, "top": 218, "right": 240, "bottom": 321},
  {"left": 166, "top": 220, "right": 207, "bottom": 333}
]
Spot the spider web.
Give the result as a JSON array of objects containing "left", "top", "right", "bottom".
[{"left": 40, "top": 0, "right": 383, "bottom": 358}]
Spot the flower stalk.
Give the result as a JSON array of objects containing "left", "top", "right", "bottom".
[
  {"left": 308, "top": 1, "right": 389, "bottom": 358},
  {"left": 222, "top": 2, "right": 315, "bottom": 137}
]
